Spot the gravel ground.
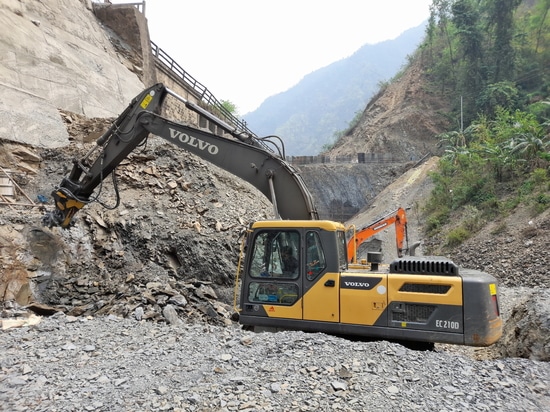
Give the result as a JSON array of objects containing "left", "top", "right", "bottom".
[{"left": 1, "top": 307, "right": 549, "bottom": 412}]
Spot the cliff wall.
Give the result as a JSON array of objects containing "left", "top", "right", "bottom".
[{"left": 0, "top": 0, "right": 146, "bottom": 148}]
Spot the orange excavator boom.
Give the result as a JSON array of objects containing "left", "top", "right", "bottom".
[{"left": 347, "top": 207, "right": 408, "bottom": 263}]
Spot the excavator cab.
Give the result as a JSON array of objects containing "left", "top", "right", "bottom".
[
  {"left": 237, "top": 220, "right": 502, "bottom": 347},
  {"left": 238, "top": 220, "right": 348, "bottom": 329}
]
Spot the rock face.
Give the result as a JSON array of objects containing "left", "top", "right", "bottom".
[
  {"left": 0, "top": 0, "right": 144, "bottom": 148},
  {"left": 498, "top": 289, "right": 550, "bottom": 361},
  {"left": 326, "top": 51, "right": 450, "bottom": 162},
  {"left": 297, "top": 161, "right": 410, "bottom": 221},
  {"left": 0, "top": 135, "right": 272, "bottom": 324}
]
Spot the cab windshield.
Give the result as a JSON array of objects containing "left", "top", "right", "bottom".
[{"left": 249, "top": 230, "right": 300, "bottom": 279}]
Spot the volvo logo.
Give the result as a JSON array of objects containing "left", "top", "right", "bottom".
[
  {"left": 340, "top": 276, "right": 382, "bottom": 290},
  {"left": 168, "top": 128, "right": 219, "bottom": 155},
  {"left": 344, "top": 281, "right": 370, "bottom": 288}
]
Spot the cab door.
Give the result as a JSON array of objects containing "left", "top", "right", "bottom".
[
  {"left": 242, "top": 229, "right": 303, "bottom": 320},
  {"left": 302, "top": 230, "right": 340, "bottom": 322}
]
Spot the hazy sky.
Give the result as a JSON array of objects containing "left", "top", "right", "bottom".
[{"left": 119, "top": 0, "right": 432, "bottom": 114}]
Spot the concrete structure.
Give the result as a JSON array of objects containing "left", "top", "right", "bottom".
[
  {"left": 93, "top": 2, "right": 248, "bottom": 136},
  {"left": 0, "top": 0, "right": 235, "bottom": 149},
  {"left": 0, "top": 0, "right": 147, "bottom": 148}
]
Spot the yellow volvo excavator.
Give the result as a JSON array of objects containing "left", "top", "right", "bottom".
[{"left": 44, "top": 83, "right": 502, "bottom": 347}]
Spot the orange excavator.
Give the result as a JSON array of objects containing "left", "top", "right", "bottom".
[{"left": 347, "top": 207, "right": 408, "bottom": 263}]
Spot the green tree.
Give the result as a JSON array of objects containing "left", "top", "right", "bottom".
[
  {"left": 476, "top": 81, "right": 519, "bottom": 117},
  {"left": 423, "top": 0, "right": 550, "bottom": 232},
  {"left": 452, "top": 0, "right": 485, "bottom": 122},
  {"left": 533, "top": 0, "right": 550, "bottom": 54},
  {"left": 220, "top": 100, "right": 238, "bottom": 115},
  {"left": 486, "top": 0, "right": 522, "bottom": 82},
  {"left": 429, "top": 0, "right": 457, "bottom": 82}
]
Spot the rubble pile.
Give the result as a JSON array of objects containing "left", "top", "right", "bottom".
[
  {"left": 451, "top": 219, "right": 550, "bottom": 289},
  {"left": 59, "top": 110, "right": 114, "bottom": 143},
  {"left": 0, "top": 111, "right": 273, "bottom": 327}
]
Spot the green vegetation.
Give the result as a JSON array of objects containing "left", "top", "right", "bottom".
[
  {"left": 220, "top": 100, "right": 238, "bottom": 115},
  {"left": 422, "top": 0, "right": 550, "bottom": 247},
  {"left": 323, "top": 110, "right": 365, "bottom": 152}
]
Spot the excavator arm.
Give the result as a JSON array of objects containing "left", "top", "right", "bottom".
[
  {"left": 44, "top": 83, "right": 318, "bottom": 228},
  {"left": 347, "top": 207, "right": 408, "bottom": 263}
]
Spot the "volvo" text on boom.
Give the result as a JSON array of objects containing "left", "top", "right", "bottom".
[{"left": 168, "top": 128, "right": 219, "bottom": 155}]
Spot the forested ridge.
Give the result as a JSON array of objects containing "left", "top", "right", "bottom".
[{"left": 419, "top": 0, "right": 550, "bottom": 248}]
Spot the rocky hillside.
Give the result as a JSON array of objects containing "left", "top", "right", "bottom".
[
  {"left": 243, "top": 23, "right": 427, "bottom": 156},
  {"left": 327, "top": 50, "right": 450, "bottom": 162},
  {"left": 1, "top": 134, "right": 272, "bottom": 322},
  {"left": 294, "top": 49, "right": 452, "bottom": 221}
]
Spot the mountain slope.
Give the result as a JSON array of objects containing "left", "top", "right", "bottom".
[
  {"left": 326, "top": 49, "right": 450, "bottom": 162},
  {"left": 292, "top": 48, "right": 452, "bottom": 222},
  {"left": 243, "top": 23, "right": 427, "bottom": 155}
]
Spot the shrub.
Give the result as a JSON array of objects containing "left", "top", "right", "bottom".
[
  {"left": 425, "top": 207, "right": 450, "bottom": 236},
  {"left": 461, "top": 205, "right": 484, "bottom": 232},
  {"left": 530, "top": 168, "right": 549, "bottom": 185},
  {"left": 533, "top": 193, "right": 550, "bottom": 214},
  {"left": 446, "top": 227, "right": 470, "bottom": 247}
]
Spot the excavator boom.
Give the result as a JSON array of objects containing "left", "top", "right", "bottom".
[
  {"left": 44, "top": 83, "right": 318, "bottom": 228},
  {"left": 347, "top": 207, "right": 408, "bottom": 263}
]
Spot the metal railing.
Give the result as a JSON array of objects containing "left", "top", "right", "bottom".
[
  {"left": 103, "top": 2, "right": 265, "bottom": 149},
  {"left": 96, "top": 1, "right": 146, "bottom": 14},
  {"left": 286, "top": 152, "right": 431, "bottom": 165},
  {"left": 287, "top": 153, "right": 402, "bottom": 165},
  {"left": 150, "top": 41, "right": 257, "bottom": 140}
]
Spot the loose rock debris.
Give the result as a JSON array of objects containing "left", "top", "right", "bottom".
[
  {"left": 1, "top": 314, "right": 549, "bottom": 411},
  {"left": 0, "top": 110, "right": 272, "bottom": 329}
]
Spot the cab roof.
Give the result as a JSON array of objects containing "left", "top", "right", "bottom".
[{"left": 251, "top": 220, "right": 345, "bottom": 231}]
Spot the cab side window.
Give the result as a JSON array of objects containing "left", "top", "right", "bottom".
[
  {"left": 336, "top": 230, "right": 348, "bottom": 270},
  {"left": 306, "top": 231, "right": 326, "bottom": 280},
  {"left": 247, "top": 229, "right": 300, "bottom": 306}
]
